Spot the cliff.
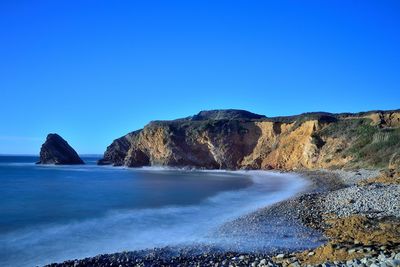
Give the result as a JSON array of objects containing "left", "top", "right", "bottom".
[
  {"left": 99, "top": 109, "right": 400, "bottom": 170},
  {"left": 37, "top": 133, "right": 84, "bottom": 165}
]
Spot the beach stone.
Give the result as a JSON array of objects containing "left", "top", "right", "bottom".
[
  {"left": 385, "top": 259, "right": 398, "bottom": 267},
  {"left": 348, "top": 248, "right": 356, "bottom": 254},
  {"left": 379, "top": 254, "right": 387, "bottom": 260}
]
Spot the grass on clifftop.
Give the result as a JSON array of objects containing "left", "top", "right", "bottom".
[{"left": 320, "top": 119, "right": 400, "bottom": 169}]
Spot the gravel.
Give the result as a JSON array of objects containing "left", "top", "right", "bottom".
[
  {"left": 329, "top": 169, "right": 380, "bottom": 186},
  {"left": 45, "top": 248, "right": 277, "bottom": 267},
  {"left": 275, "top": 245, "right": 400, "bottom": 267},
  {"left": 45, "top": 245, "right": 400, "bottom": 267},
  {"left": 322, "top": 183, "right": 400, "bottom": 218}
]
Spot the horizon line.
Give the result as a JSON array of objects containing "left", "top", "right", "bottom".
[{"left": 0, "top": 154, "right": 103, "bottom": 156}]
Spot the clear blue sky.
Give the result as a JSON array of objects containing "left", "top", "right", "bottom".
[{"left": 1, "top": 1, "right": 399, "bottom": 154}]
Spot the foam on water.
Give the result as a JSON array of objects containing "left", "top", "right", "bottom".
[{"left": 0, "top": 159, "right": 314, "bottom": 267}]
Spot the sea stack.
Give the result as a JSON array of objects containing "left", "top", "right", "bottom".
[{"left": 37, "top": 133, "right": 84, "bottom": 165}]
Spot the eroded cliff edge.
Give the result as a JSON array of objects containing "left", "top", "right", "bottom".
[{"left": 98, "top": 109, "right": 400, "bottom": 170}]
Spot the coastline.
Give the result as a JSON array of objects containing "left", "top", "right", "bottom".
[{"left": 45, "top": 169, "right": 400, "bottom": 267}]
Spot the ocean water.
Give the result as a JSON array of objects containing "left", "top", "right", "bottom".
[{"left": 0, "top": 156, "right": 312, "bottom": 266}]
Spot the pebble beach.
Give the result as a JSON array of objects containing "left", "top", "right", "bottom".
[{"left": 46, "top": 169, "right": 400, "bottom": 267}]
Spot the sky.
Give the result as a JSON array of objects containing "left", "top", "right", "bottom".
[{"left": 1, "top": 0, "right": 399, "bottom": 154}]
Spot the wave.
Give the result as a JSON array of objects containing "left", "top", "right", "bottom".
[{"left": 0, "top": 162, "right": 36, "bottom": 167}]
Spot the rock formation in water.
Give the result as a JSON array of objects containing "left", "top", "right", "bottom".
[
  {"left": 37, "top": 133, "right": 84, "bottom": 165},
  {"left": 99, "top": 109, "right": 400, "bottom": 170}
]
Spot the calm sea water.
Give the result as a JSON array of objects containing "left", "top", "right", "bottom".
[{"left": 0, "top": 156, "right": 311, "bottom": 266}]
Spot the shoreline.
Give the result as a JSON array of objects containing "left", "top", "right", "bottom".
[{"left": 45, "top": 169, "right": 400, "bottom": 267}]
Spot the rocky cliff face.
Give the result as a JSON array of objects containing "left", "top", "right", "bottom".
[
  {"left": 37, "top": 133, "right": 84, "bottom": 165},
  {"left": 99, "top": 109, "right": 400, "bottom": 170}
]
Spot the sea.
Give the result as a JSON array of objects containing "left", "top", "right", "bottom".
[{"left": 0, "top": 156, "right": 315, "bottom": 266}]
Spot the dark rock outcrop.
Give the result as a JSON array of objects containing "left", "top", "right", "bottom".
[
  {"left": 99, "top": 109, "right": 400, "bottom": 170},
  {"left": 97, "top": 131, "right": 139, "bottom": 166},
  {"left": 190, "top": 109, "right": 266, "bottom": 121},
  {"left": 37, "top": 134, "right": 84, "bottom": 165}
]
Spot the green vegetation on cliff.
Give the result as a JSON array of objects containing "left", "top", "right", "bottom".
[{"left": 319, "top": 118, "right": 400, "bottom": 168}]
